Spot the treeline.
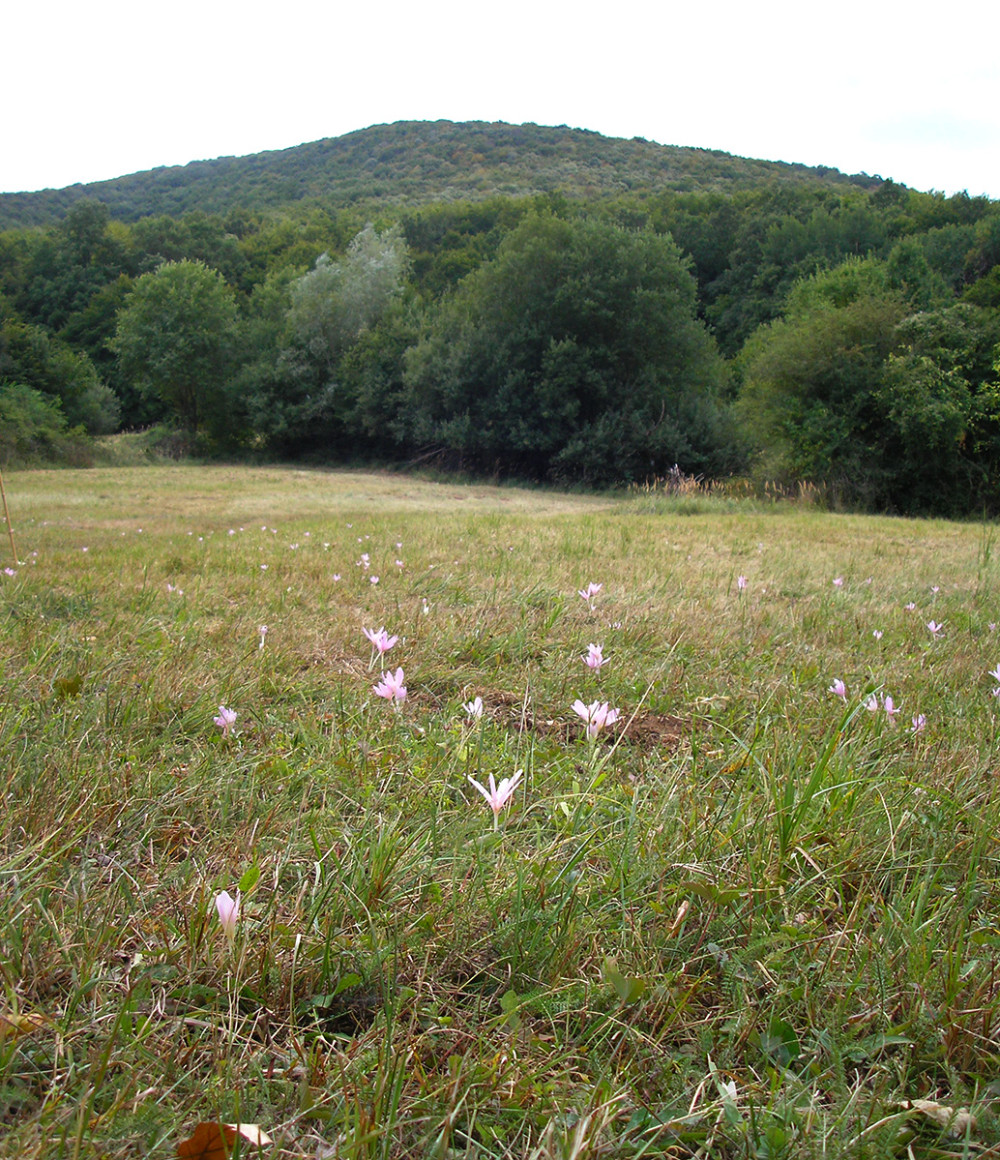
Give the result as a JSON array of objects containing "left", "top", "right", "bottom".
[{"left": 2, "top": 177, "right": 1000, "bottom": 513}]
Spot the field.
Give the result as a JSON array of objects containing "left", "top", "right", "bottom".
[{"left": 1, "top": 465, "right": 999, "bottom": 1159}]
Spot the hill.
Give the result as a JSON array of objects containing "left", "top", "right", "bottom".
[{"left": 0, "top": 119, "right": 882, "bottom": 230}]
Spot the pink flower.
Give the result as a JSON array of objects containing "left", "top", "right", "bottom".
[
  {"left": 370, "top": 575, "right": 379, "bottom": 585},
  {"left": 829, "top": 679, "right": 847, "bottom": 699},
  {"left": 927, "top": 620, "right": 944, "bottom": 637},
  {"left": 736, "top": 575, "right": 748, "bottom": 591},
  {"left": 872, "top": 630, "right": 883, "bottom": 641},
  {"left": 363, "top": 626, "right": 399, "bottom": 655},
  {"left": 463, "top": 696, "right": 484, "bottom": 720},
  {"left": 213, "top": 705, "right": 237, "bottom": 737},
  {"left": 215, "top": 890, "right": 240, "bottom": 942},
  {"left": 577, "top": 582, "right": 603, "bottom": 607},
  {"left": 582, "top": 643, "right": 607, "bottom": 670},
  {"left": 572, "top": 699, "right": 620, "bottom": 739},
  {"left": 910, "top": 714, "right": 926, "bottom": 734},
  {"left": 832, "top": 576, "right": 844, "bottom": 588},
  {"left": 905, "top": 602, "right": 916, "bottom": 611},
  {"left": 987, "top": 665, "right": 1000, "bottom": 684},
  {"left": 258, "top": 625, "right": 268, "bottom": 649},
  {"left": 883, "top": 695, "right": 901, "bottom": 723},
  {"left": 374, "top": 667, "right": 407, "bottom": 705},
  {"left": 864, "top": 694, "right": 879, "bottom": 713},
  {"left": 468, "top": 770, "right": 523, "bottom": 828}
]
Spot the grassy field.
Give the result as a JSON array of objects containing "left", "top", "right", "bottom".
[{"left": 1, "top": 465, "right": 999, "bottom": 1159}]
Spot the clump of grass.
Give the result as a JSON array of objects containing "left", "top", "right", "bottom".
[{"left": 0, "top": 464, "right": 998, "bottom": 1157}]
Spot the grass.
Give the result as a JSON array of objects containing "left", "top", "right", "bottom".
[{"left": 1, "top": 464, "right": 999, "bottom": 1158}]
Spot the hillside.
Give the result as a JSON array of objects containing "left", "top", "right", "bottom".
[{"left": 0, "top": 119, "right": 882, "bottom": 229}]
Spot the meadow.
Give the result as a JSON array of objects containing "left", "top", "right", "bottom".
[{"left": 1, "top": 464, "right": 999, "bottom": 1159}]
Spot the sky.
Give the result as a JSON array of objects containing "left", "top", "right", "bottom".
[{"left": 4, "top": 0, "right": 998, "bottom": 199}]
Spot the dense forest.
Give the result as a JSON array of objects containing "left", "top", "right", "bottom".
[{"left": 2, "top": 119, "right": 999, "bottom": 514}]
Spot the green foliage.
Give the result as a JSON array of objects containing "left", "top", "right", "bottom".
[
  {"left": 111, "top": 259, "right": 240, "bottom": 437},
  {"left": 403, "top": 213, "right": 734, "bottom": 483},
  {"left": 0, "top": 380, "right": 92, "bottom": 464}
]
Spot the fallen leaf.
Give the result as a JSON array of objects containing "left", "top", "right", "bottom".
[
  {"left": 176, "top": 1122, "right": 273, "bottom": 1158},
  {"left": 0, "top": 1011, "right": 49, "bottom": 1042},
  {"left": 903, "top": 1099, "right": 976, "bottom": 1137}
]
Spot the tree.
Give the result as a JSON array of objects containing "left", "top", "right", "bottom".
[
  {"left": 402, "top": 214, "right": 733, "bottom": 483},
  {"left": 111, "top": 260, "right": 239, "bottom": 437}
]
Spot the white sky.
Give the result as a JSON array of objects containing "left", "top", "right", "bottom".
[{"left": 3, "top": 0, "right": 998, "bottom": 199}]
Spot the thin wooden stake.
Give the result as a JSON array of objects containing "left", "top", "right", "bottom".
[{"left": 0, "top": 465, "right": 18, "bottom": 565}]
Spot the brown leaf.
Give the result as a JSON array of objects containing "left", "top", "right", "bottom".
[
  {"left": 176, "top": 1122, "right": 273, "bottom": 1158},
  {"left": 0, "top": 1010, "right": 49, "bottom": 1042},
  {"left": 903, "top": 1099, "right": 977, "bottom": 1137}
]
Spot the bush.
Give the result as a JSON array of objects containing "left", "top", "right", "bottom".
[{"left": 0, "top": 381, "right": 93, "bottom": 466}]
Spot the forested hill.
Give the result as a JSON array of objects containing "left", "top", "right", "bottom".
[{"left": 0, "top": 120, "right": 881, "bottom": 229}]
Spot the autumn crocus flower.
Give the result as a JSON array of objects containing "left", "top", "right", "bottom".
[
  {"left": 987, "top": 665, "right": 1000, "bottom": 684},
  {"left": 829, "top": 679, "right": 846, "bottom": 700},
  {"left": 572, "top": 699, "right": 620, "bottom": 739},
  {"left": 468, "top": 770, "right": 523, "bottom": 829},
  {"left": 363, "top": 626, "right": 399, "bottom": 656},
  {"left": 582, "top": 643, "right": 607, "bottom": 670},
  {"left": 215, "top": 890, "right": 239, "bottom": 942},
  {"left": 927, "top": 620, "right": 944, "bottom": 637},
  {"left": 214, "top": 705, "right": 237, "bottom": 737},
  {"left": 463, "top": 696, "right": 484, "bottom": 720},
  {"left": 883, "top": 695, "right": 901, "bottom": 723},
  {"left": 374, "top": 667, "right": 407, "bottom": 705},
  {"left": 737, "top": 575, "right": 748, "bottom": 591},
  {"left": 258, "top": 625, "right": 268, "bottom": 650},
  {"left": 910, "top": 714, "right": 927, "bottom": 734},
  {"left": 577, "top": 582, "right": 603, "bottom": 608}
]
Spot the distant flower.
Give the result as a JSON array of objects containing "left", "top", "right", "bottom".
[
  {"left": 395, "top": 560, "right": 404, "bottom": 568},
  {"left": 258, "top": 625, "right": 268, "bottom": 650},
  {"left": 931, "top": 586, "right": 940, "bottom": 594},
  {"left": 992, "top": 686, "right": 1000, "bottom": 700},
  {"left": 864, "top": 694, "right": 879, "bottom": 713},
  {"left": 832, "top": 576, "right": 844, "bottom": 587},
  {"left": 215, "top": 890, "right": 239, "bottom": 942},
  {"left": 736, "top": 575, "right": 748, "bottom": 591},
  {"left": 421, "top": 598, "right": 430, "bottom": 615},
  {"left": 358, "top": 553, "right": 370, "bottom": 569},
  {"left": 468, "top": 770, "right": 523, "bottom": 828},
  {"left": 927, "top": 620, "right": 944, "bottom": 637},
  {"left": 370, "top": 575, "right": 379, "bottom": 585},
  {"left": 3, "top": 567, "right": 16, "bottom": 577},
  {"left": 872, "top": 630, "right": 883, "bottom": 641},
  {"left": 582, "top": 643, "right": 607, "bottom": 670},
  {"left": 572, "top": 699, "right": 620, "bottom": 739},
  {"left": 463, "top": 696, "right": 484, "bottom": 720},
  {"left": 910, "top": 714, "right": 926, "bottom": 734},
  {"left": 988, "top": 664, "right": 1000, "bottom": 684},
  {"left": 578, "top": 582, "right": 603, "bottom": 608},
  {"left": 333, "top": 574, "right": 341, "bottom": 582},
  {"left": 991, "top": 623, "right": 997, "bottom": 632},
  {"left": 829, "top": 678, "right": 846, "bottom": 699},
  {"left": 905, "top": 602, "right": 916, "bottom": 611},
  {"left": 213, "top": 705, "right": 237, "bottom": 737},
  {"left": 883, "top": 695, "right": 901, "bottom": 723},
  {"left": 374, "top": 667, "right": 407, "bottom": 705},
  {"left": 363, "top": 626, "right": 399, "bottom": 656}
]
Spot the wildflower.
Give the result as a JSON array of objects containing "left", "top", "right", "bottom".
[
  {"left": 463, "top": 696, "right": 484, "bottom": 720},
  {"left": 468, "top": 770, "right": 523, "bottom": 828},
  {"left": 883, "top": 696, "right": 901, "bottom": 723},
  {"left": 829, "top": 678, "right": 847, "bottom": 699},
  {"left": 258, "top": 625, "right": 268, "bottom": 650},
  {"left": 582, "top": 643, "right": 607, "bottom": 670},
  {"left": 333, "top": 573, "right": 341, "bottom": 581},
  {"left": 577, "top": 581, "right": 603, "bottom": 607},
  {"left": 370, "top": 575, "right": 379, "bottom": 585},
  {"left": 872, "top": 630, "right": 883, "bottom": 641},
  {"left": 363, "top": 626, "right": 399, "bottom": 656},
  {"left": 864, "top": 694, "right": 879, "bottom": 713},
  {"left": 910, "top": 714, "right": 926, "bottom": 734},
  {"left": 572, "top": 699, "right": 620, "bottom": 739},
  {"left": 927, "top": 620, "right": 944, "bottom": 637},
  {"left": 988, "top": 665, "right": 1000, "bottom": 684},
  {"left": 3, "top": 567, "right": 16, "bottom": 577},
  {"left": 215, "top": 890, "right": 239, "bottom": 942},
  {"left": 213, "top": 705, "right": 237, "bottom": 737},
  {"left": 905, "top": 602, "right": 916, "bottom": 611},
  {"left": 832, "top": 576, "right": 844, "bottom": 587},
  {"left": 736, "top": 575, "right": 748, "bottom": 591},
  {"left": 374, "top": 667, "right": 407, "bottom": 705},
  {"left": 931, "top": 585, "right": 940, "bottom": 594}
]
